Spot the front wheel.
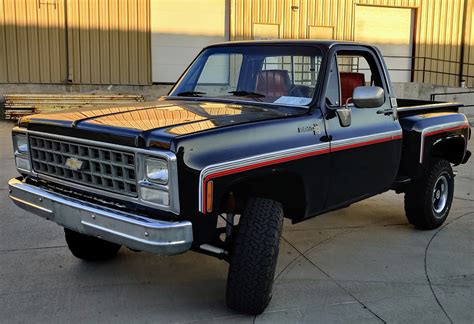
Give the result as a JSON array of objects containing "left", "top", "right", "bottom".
[
  {"left": 226, "top": 198, "right": 284, "bottom": 315},
  {"left": 404, "top": 159, "right": 454, "bottom": 229}
]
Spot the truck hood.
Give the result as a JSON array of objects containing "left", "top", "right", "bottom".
[{"left": 20, "top": 99, "right": 304, "bottom": 150}]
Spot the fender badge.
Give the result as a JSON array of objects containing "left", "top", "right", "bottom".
[
  {"left": 298, "top": 123, "right": 322, "bottom": 135},
  {"left": 65, "top": 157, "right": 84, "bottom": 171}
]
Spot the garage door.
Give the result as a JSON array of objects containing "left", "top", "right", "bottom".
[
  {"left": 150, "top": 0, "right": 229, "bottom": 83},
  {"left": 355, "top": 5, "right": 414, "bottom": 82}
]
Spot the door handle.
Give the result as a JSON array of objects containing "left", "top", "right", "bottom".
[{"left": 377, "top": 108, "right": 394, "bottom": 115}]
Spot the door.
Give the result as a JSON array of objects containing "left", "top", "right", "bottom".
[{"left": 324, "top": 48, "right": 402, "bottom": 208}]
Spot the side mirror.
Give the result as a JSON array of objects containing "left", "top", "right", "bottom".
[{"left": 352, "top": 86, "right": 385, "bottom": 108}]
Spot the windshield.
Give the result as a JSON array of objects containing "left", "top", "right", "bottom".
[{"left": 170, "top": 45, "right": 324, "bottom": 107}]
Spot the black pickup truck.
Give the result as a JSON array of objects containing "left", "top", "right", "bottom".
[{"left": 9, "top": 41, "right": 471, "bottom": 314}]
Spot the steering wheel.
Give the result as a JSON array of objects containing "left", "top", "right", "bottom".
[{"left": 289, "top": 85, "right": 313, "bottom": 98}]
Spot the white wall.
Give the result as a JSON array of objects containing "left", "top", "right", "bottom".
[
  {"left": 355, "top": 5, "right": 415, "bottom": 83},
  {"left": 150, "top": 0, "right": 229, "bottom": 83}
]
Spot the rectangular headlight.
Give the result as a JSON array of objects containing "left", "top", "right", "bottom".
[
  {"left": 15, "top": 156, "right": 31, "bottom": 171},
  {"left": 12, "top": 132, "right": 31, "bottom": 173},
  {"left": 140, "top": 187, "right": 170, "bottom": 206},
  {"left": 145, "top": 158, "right": 169, "bottom": 185},
  {"left": 13, "top": 133, "right": 29, "bottom": 155}
]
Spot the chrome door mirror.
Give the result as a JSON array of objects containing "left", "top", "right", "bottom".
[{"left": 352, "top": 86, "right": 385, "bottom": 108}]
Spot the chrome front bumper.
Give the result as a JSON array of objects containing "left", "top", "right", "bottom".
[{"left": 8, "top": 178, "right": 193, "bottom": 255}]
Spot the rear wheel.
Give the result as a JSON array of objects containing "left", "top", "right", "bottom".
[
  {"left": 226, "top": 198, "right": 284, "bottom": 315},
  {"left": 64, "top": 228, "right": 121, "bottom": 261},
  {"left": 404, "top": 159, "right": 454, "bottom": 229}
]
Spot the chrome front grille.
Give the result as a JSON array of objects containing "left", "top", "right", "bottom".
[{"left": 29, "top": 136, "right": 138, "bottom": 197}]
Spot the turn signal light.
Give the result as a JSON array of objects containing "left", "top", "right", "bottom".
[{"left": 206, "top": 181, "right": 214, "bottom": 213}]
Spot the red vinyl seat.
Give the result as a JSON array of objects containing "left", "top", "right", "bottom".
[
  {"left": 255, "top": 70, "right": 291, "bottom": 98},
  {"left": 340, "top": 72, "right": 365, "bottom": 104}
]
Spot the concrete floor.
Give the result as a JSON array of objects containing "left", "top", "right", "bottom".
[{"left": 0, "top": 120, "right": 473, "bottom": 323}]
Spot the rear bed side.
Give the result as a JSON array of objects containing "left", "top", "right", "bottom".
[{"left": 397, "top": 102, "right": 471, "bottom": 179}]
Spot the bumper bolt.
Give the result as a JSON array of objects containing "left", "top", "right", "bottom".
[
  {"left": 144, "top": 231, "right": 149, "bottom": 237},
  {"left": 38, "top": 198, "right": 43, "bottom": 202},
  {"left": 91, "top": 214, "right": 96, "bottom": 219}
]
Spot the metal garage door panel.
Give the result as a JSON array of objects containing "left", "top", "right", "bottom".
[
  {"left": 355, "top": 5, "right": 414, "bottom": 82},
  {"left": 67, "top": 0, "right": 150, "bottom": 85},
  {"left": 150, "top": 0, "right": 229, "bottom": 83},
  {"left": 0, "top": 0, "right": 67, "bottom": 83}
]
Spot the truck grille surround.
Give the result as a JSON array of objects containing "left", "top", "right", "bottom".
[{"left": 29, "top": 136, "right": 138, "bottom": 197}]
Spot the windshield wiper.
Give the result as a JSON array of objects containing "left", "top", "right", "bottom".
[
  {"left": 228, "top": 90, "right": 266, "bottom": 99},
  {"left": 176, "top": 91, "right": 206, "bottom": 97}
]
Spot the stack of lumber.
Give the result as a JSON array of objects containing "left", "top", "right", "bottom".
[{"left": 2, "top": 94, "right": 145, "bottom": 120}]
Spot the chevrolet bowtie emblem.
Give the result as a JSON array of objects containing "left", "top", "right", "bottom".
[{"left": 65, "top": 157, "right": 84, "bottom": 171}]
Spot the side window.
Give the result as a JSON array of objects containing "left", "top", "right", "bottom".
[
  {"left": 336, "top": 51, "right": 384, "bottom": 104},
  {"left": 325, "top": 58, "right": 340, "bottom": 107}
]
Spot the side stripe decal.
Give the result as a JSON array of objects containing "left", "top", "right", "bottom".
[
  {"left": 419, "top": 121, "right": 469, "bottom": 163},
  {"left": 198, "top": 129, "right": 403, "bottom": 213}
]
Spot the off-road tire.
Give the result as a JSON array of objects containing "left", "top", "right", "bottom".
[
  {"left": 404, "top": 159, "right": 454, "bottom": 229},
  {"left": 226, "top": 198, "right": 284, "bottom": 315},
  {"left": 64, "top": 228, "right": 121, "bottom": 261}
]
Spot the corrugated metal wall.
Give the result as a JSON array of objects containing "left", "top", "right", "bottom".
[
  {"left": 67, "top": 0, "right": 151, "bottom": 85},
  {"left": 0, "top": 0, "right": 150, "bottom": 85},
  {"left": 462, "top": 0, "right": 474, "bottom": 87},
  {"left": 1, "top": 0, "right": 472, "bottom": 87},
  {"left": 230, "top": 0, "right": 474, "bottom": 87},
  {"left": 0, "top": 0, "right": 68, "bottom": 83}
]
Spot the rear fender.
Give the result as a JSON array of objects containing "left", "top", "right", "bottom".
[
  {"left": 419, "top": 122, "right": 470, "bottom": 166},
  {"left": 398, "top": 113, "right": 470, "bottom": 179}
]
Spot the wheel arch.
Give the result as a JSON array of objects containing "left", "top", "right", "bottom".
[
  {"left": 216, "top": 171, "right": 307, "bottom": 222},
  {"left": 430, "top": 135, "right": 466, "bottom": 166}
]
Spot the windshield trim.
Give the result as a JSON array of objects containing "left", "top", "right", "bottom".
[{"left": 162, "top": 96, "right": 310, "bottom": 110}]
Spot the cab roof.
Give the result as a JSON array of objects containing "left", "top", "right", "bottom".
[{"left": 205, "top": 39, "right": 368, "bottom": 50}]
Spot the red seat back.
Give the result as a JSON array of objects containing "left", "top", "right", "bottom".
[
  {"left": 340, "top": 72, "right": 365, "bottom": 104},
  {"left": 255, "top": 70, "right": 291, "bottom": 98}
]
